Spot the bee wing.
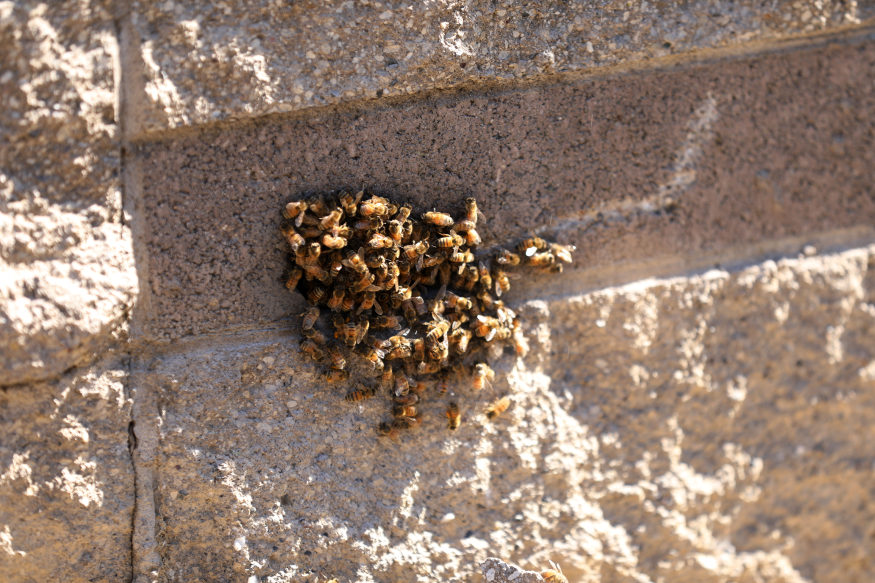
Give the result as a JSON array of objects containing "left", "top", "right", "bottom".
[
  {"left": 416, "top": 253, "right": 425, "bottom": 272},
  {"left": 525, "top": 246, "right": 538, "bottom": 257},
  {"left": 435, "top": 284, "right": 447, "bottom": 302},
  {"left": 374, "top": 302, "right": 384, "bottom": 315},
  {"left": 399, "top": 327, "right": 410, "bottom": 336},
  {"left": 494, "top": 279, "right": 502, "bottom": 297}
]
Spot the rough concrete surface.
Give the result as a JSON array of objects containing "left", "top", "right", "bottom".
[
  {"left": 0, "top": 351, "right": 135, "bottom": 582},
  {"left": 0, "top": 0, "right": 138, "bottom": 386},
  {"left": 481, "top": 557, "right": 545, "bottom": 583},
  {"left": 129, "top": 0, "right": 872, "bottom": 133},
  {"left": 138, "top": 35, "right": 875, "bottom": 341},
  {"left": 131, "top": 243, "right": 875, "bottom": 583}
]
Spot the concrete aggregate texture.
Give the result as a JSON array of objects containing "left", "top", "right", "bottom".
[
  {"left": 133, "top": 243, "right": 875, "bottom": 583},
  {"left": 139, "top": 35, "right": 875, "bottom": 341},
  {"left": 130, "top": 0, "right": 872, "bottom": 132}
]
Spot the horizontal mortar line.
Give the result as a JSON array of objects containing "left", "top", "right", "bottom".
[
  {"left": 127, "top": 22, "right": 875, "bottom": 146},
  {"left": 130, "top": 224, "right": 875, "bottom": 360}
]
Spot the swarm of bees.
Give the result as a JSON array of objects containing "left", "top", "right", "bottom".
[{"left": 281, "top": 190, "right": 574, "bottom": 439}]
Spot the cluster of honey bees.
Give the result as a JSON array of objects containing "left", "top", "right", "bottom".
[{"left": 281, "top": 191, "right": 573, "bottom": 439}]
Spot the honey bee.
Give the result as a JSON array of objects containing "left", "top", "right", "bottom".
[
  {"left": 359, "top": 345, "right": 386, "bottom": 370},
  {"left": 492, "top": 268, "right": 517, "bottom": 297},
  {"left": 303, "top": 327, "right": 327, "bottom": 345},
  {"left": 496, "top": 249, "right": 521, "bottom": 265},
  {"left": 438, "top": 261, "right": 452, "bottom": 286},
  {"left": 283, "top": 201, "right": 309, "bottom": 226},
  {"left": 325, "top": 367, "right": 350, "bottom": 382},
  {"left": 453, "top": 219, "right": 476, "bottom": 232},
  {"left": 435, "top": 230, "right": 465, "bottom": 248},
  {"left": 307, "top": 196, "right": 330, "bottom": 217},
  {"left": 512, "top": 318, "right": 529, "bottom": 357},
  {"left": 368, "top": 233, "right": 395, "bottom": 249},
  {"left": 285, "top": 268, "right": 303, "bottom": 291},
  {"left": 351, "top": 272, "right": 378, "bottom": 294},
  {"left": 322, "top": 233, "right": 347, "bottom": 249},
  {"left": 298, "top": 226, "right": 322, "bottom": 239},
  {"left": 281, "top": 225, "right": 306, "bottom": 254},
  {"left": 395, "top": 204, "right": 412, "bottom": 223},
  {"left": 373, "top": 314, "right": 403, "bottom": 330},
  {"left": 465, "top": 197, "right": 483, "bottom": 223},
  {"left": 327, "top": 346, "right": 346, "bottom": 370},
  {"left": 394, "top": 392, "right": 419, "bottom": 405},
  {"left": 378, "top": 421, "right": 400, "bottom": 440},
  {"left": 485, "top": 396, "right": 511, "bottom": 419},
  {"left": 341, "top": 293, "right": 356, "bottom": 312},
  {"left": 425, "top": 315, "right": 452, "bottom": 346},
  {"left": 477, "top": 288, "right": 495, "bottom": 310},
  {"left": 399, "top": 414, "right": 423, "bottom": 428},
  {"left": 450, "top": 327, "right": 473, "bottom": 354},
  {"left": 436, "top": 373, "right": 449, "bottom": 396},
  {"left": 472, "top": 363, "right": 495, "bottom": 391},
  {"left": 445, "top": 291, "right": 473, "bottom": 311},
  {"left": 353, "top": 217, "right": 383, "bottom": 231},
  {"left": 345, "top": 386, "right": 377, "bottom": 402},
  {"left": 541, "top": 561, "right": 568, "bottom": 583},
  {"left": 382, "top": 366, "right": 394, "bottom": 390},
  {"left": 400, "top": 298, "right": 419, "bottom": 326},
  {"left": 357, "top": 291, "right": 382, "bottom": 315},
  {"left": 301, "top": 339, "right": 324, "bottom": 361},
  {"left": 327, "top": 287, "right": 345, "bottom": 311},
  {"left": 422, "top": 211, "right": 454, "bottom": 227},
  {"left": 359, "top": 198, "right": 388, "bottom": 217},
  {"left": 393, "top": 404, "right": 418, "bottom": 418},
  {"left": 387, "top": 220, "right": 404, "bottom": 243},
  {"left": 551, "top": 243, "right": 576, "bottom": 264},
  {"left": 339, "top": 190, "right": 363, "bottom": 216},
  {"left": 394, "top": 370, "right": 410, "bottom": 396},
  {"left": 308, "top": 286, "right": 328, "bottom": 306},
  {"left": 403, "top": 240, "right": 430, "bottom": 267},
  {"left": 327, "top": 251, "right": 344, "bottom": 277},
  {"left": 449, "top": 250, "right": 474, "bottom": 264},
  {"left": 461, "top": 264, "right": 480, "bottom": 292},
  {"left": 446, "top": 402, "right": 461, "bottom": 430},
  {"left": 528, "top": 251, "right": 555, "bottom": 267},
  {"left": 429, "top": 337, "right": 449, "bottom": 361},
  {"left": 302, "top": 307, "right": 320, "bottom": 330},
  {"left": 517, "top": 236, "right": 549, "bottom": 257},
  {"left": 411, "top": 337, "right": 426, "bottom": 361},
  {"left": 305, "top": 263, "right": 333, "bottom": 285},
  {"left": 464, "top": 229, "right": 482, "bottom": 246},
  {"left": 319, "top": 208, "right": 344, "bottom": 230},
  {"left": 299, "top": 212, "right": 322, "bottom": 227}
]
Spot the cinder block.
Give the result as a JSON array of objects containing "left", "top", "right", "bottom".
[
  {"left": 139, "top": 36, "right": 875, "bottom": 340},
  {"left": 130, "top": 0, "right": 874, "bottom": 132},
  {"left": 0, "top": 354, "right": 135, "bottom": 582},
  {"left": 135, "top": 244, "right": 875, "bottom": 582},
  {"left": 0, "top": 0, "right": 137, "bottom": 386}
]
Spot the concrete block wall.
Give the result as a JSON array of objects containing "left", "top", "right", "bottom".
[{"left": 2, "top": 1, "right": 874, "bottom": 582}]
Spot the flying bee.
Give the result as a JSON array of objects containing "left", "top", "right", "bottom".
[
  {"left": 325, "top": 367, "right": 350, "bottom": 382},
  {"left": 327, "top": 287, "right": 346, "bottom": 311},
  {"left": 280, "top": 224, "right": 306, "bottom": 252},
  {"left": 395, "top": 204, "right": 412, "bottom": 222},
  {"left": 307, "top": 286, "right": 328, "bottom": 306},
  {"left": 393, "top": 404, "right": 418, "bottom": 418},
  {"left": 449, "top": 250, "right": 474, "bottom": 264},
  {"left": 446, "top": 402, "right": 461, "bottom": 430},
  {"left": 528, "top": 251, "right": 556, "bottom": 267},
  {"left": 435, "top": 230, "right": 466, "bottom": 248},
  {"left": 496, "top": 249, "right": 521, "bottom": 265},
  {"left": 394, "top": 392, "right": 419, "bottom": 405},
  {"left": 353, "top": 217, "right": 383, "bottom": 231},
  {"left": 541, "top": 561, "right": 569, "bottom": 583},
  {"left": 300, "top": 339, "right": 324, "bottom": 361},
  {"left": 422, "top": 211, "right": 454, "bottom": 227},
  {"left": 283, "top": 201, "right": 309, "bottom": 226},
  {"left": 394, "top": 370, "right": 410, "bottom": 396},
  {"left": 345, "top": 386, "right": 377, "bottom": 402},
  {"left": 373, "top": 314, "right": 403, "bottom": 330},
  {"left": 472, "top": 363, "right": 495, "bottom": 391},
  {"left": 319, "top": 207, "right": 344, "bottom": 230},
  {"left": 359, "top": 198, "right": 388, "bottom": 217},
  {"left": 322, "top": 233, "right": 347, "bottom": 249},
  {"left": 378, "top": 421, "right": 400, "bottom": 440},
  {"left": 387, "top": 220, "right": 404, "bottom": 243},
  {"left": 285, "top": 268, "right": 303, "bottom": 291},
  {"left": 302, "top": 307, "right": 320, "bottom": 330},
  {"left": 303, "top": 327, "right": 327, "bottom": 345},
  {"left": 486, "top": 396, "right": 511, "bottom": 419},
  {"left": 339, "top": 190, "right": 363, "bottom": 216},
  {"left": 517, "top": 236, "right": 549, "bottom": 257},
  {"left": 464, "top": 229, "right": 482, "bottom": 246},
  {"left": 327, "top": 346, "right": 346, "bottom": 370},
  {"left": 551, "top": 243, "right": 576, "bottom": 264}
]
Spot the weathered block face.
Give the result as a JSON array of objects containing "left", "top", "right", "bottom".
[{"left": 138, "top": 37, "right": 875, "bottom": 342}]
